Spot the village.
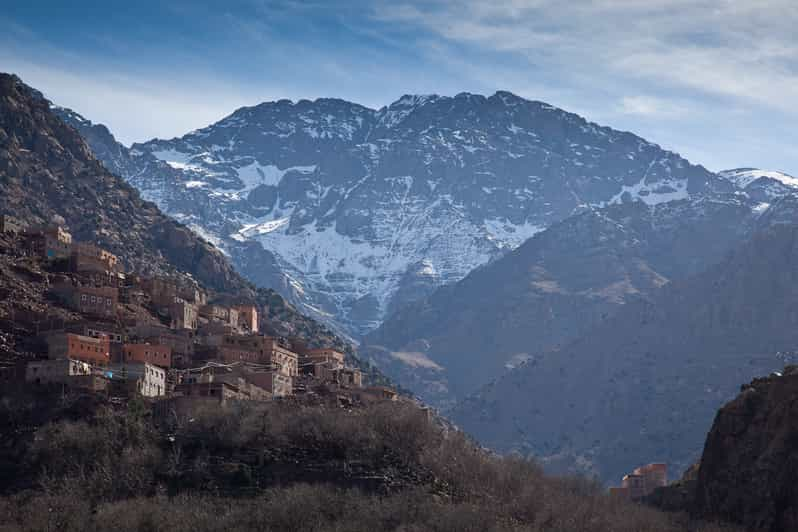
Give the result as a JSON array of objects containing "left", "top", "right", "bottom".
[{"left": 0, "top": 214, "right": 398, "bottom": 412}]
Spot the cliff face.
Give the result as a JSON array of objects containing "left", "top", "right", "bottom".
[{"left": 690, "top": 368, "right": 798, "bottom": 531}]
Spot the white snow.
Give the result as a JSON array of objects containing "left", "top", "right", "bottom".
[
  {"left": 484, "top": 218, "right": 545, "bottom": 249},
  {"left": 719, "top": 168, "right": 798, "bottom": 189},
  {"left": 603, "top": 177, "right": 688, "bottom": 207}
]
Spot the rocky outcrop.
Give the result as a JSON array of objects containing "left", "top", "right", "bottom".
[{"left": 688, "top": 367, "right": 798, "bottom": 531}]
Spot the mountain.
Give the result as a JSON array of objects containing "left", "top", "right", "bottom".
[
  {"left": 55, "top": 92, "right": 732, "bottom": 337},
  {"left": 364, "top": 195, "right": 759, "bottom": 407},
  {"left": 0, "top": 73, "right": 351, "bottom": 352},
  {"left": 719, "top": 168, "right": 798, "bottom": 203},
  {"left": 449, "top": 200, "right": 798, "bottom": 482}
]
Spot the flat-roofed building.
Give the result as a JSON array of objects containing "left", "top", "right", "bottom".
[
  {"left": 52, "top": 284, "right": 118, "bottom": 319},
  {"left": 27, "top": 224, "right": 72, "bottom": 260},
  {"left": 107, "top": 362, "right": 166, "bottom": 397},
  {"left": 47, "top": 332, "right": 111, "bottom": 366},
  {"left": 235, "top": 305, "right": 258, "bottom": 333},
  {"left": 122, "top": 343, "right": 172, "bottom": 368},
  {"left": 26, "top": 358, "right": 92, "bottom": 385}
]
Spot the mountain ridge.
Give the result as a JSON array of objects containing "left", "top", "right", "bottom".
[{"left": 54, "top": 89, "right": 731, "bottom": 338}]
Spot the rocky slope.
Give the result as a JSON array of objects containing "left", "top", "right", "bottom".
[
  {"left": 364, "top": 195, "right": 759, "bottom": 407},
  {"left": 0, "top": 73, "right": 356, "bottom": 355},
  {"left": 449, "top": 201, "right": 798, "bottom": 482},
  {"left": 55, "top": 92, "right": 732, "bottom": 337},
  {"left": 669, "top": 368, "right": 798, "bottom": 531}
]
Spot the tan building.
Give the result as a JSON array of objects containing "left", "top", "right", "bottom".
[
  {"left": 70, "top": 242, "right": 119, "bottom": 274},
  {"left": 235, "top": 305, "right": 258, "bottom": 333},
  {"left": 107, "top": 362, "right": 166, "bottom": 397},
  {"left": 26, "top": 358, "right": 92, "bottom": 385},
  {"left": 610, "top": 463, "right": 667, "bottom": 500},
  {"left": 350, "top": 386, "right": 398, "bottom": 404},
  {"left": 200, "top": 304, "right": 239, "bottom": 329},
  {"left": 302, "top": 348, "right": 345, "bottom": 368},
  {"left": 169, "top": 300, "right": 198, "bottom": 330},
  {"left": 27, "top": 224, "right": 72, "bottom": 260},
  {"left": 208, "top": 334, "right": 299, "bottom": 377}
]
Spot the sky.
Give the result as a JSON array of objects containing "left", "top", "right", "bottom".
[{"left": 1, "top": 0, "right": 797, "bottom": 174}]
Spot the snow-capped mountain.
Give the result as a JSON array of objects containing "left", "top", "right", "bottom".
[
  {"left": 719, "top": 168, "right": 798, "bottom": 203},
  {"left": 56, "top": 92, "right": 732, "bottom": 337}
]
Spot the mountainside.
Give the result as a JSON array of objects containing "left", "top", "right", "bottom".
[
  {"left": 364, "top": 195, "right": 758, "bottom": 407},
  {"left": 0, "top": 73, "right": 350, "bottom": 351},
  {"left": 449, "top": 201, "right": 798, "bottom": 482},
  {"left": 56, "top": 92, "right": 732, "bottom": 337}
]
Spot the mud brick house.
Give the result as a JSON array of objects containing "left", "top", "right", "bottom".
[
  {"left": 180, "top": 365, "right": 274, "bottom": 400},
  {"left": 52, "top": 284, "right": 119, "bottom": 319},
  {"left": 301, "top": 348, "right": 345, "bottom": 369},
  {"left": 127, "top": 326, "right": 195, "bottom": 368},
  {"left": 27, "top": 224, "right": 72, "bottom": 260},
  {"left": 122, "top": 343, "right": 172, "bottom": 368},
  {"left": 337, "top": 367, "right": 363, "bottom": 387},
  {"left": 106, "top": 362, "right": 166, "bottom": 397},
  {"left": 25, "top": 358, "right": 91, "bottom": 385},
  {"left": 47, "top": 332, "right": 111, "bottom": 366},
  {"left": 234, "top": 304, "right": 258, "bottom": 333},
  {"left": 78, "top": 323, "right": 125, "bottom": 344},
  {"left": 200, "top": 304, "right": 239, "bottom": 329},
  {"left": 70, "top": 242, "right": 120, "bottom": 274},
  {"left": 0, "top": 214, "right": 26, "bottom": 234},
  {"left": 169, "top": 300, "right": 198, "bottom": 330},
  {"left": 210, "top": 335, "right": 299, "bottom": 377},
  {"left": 609, "top": 463, "right": 668, "bottom": 500}
]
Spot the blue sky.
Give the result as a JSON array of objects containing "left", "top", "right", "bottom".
[{"left": 2, "top": 0, "right": 797, "bottom": 174}]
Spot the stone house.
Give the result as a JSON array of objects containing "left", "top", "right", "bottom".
[
  {"left": 47, "top": 332, "right": 111, "bottom": 366},
  {"left": 25, "top": 358, "right": 92, "bottom": 385}
]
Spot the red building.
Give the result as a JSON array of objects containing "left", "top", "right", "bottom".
[
  {"left": 47, "top": 332, "right": 111, "bottom": 366},
  {"left": 122, "top": 343, "right": 172, "bottom": 368}
]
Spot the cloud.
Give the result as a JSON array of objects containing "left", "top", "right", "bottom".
[
  {"left": 374, "top": 0, "right": 798, "bottom": 115},
  {"left": 617, "top": 95, "right": 689, "bottom": 119}
]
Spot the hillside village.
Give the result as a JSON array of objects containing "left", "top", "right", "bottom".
[{"left": 0, "top": 214, "right": 397, "bottom": 410}]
